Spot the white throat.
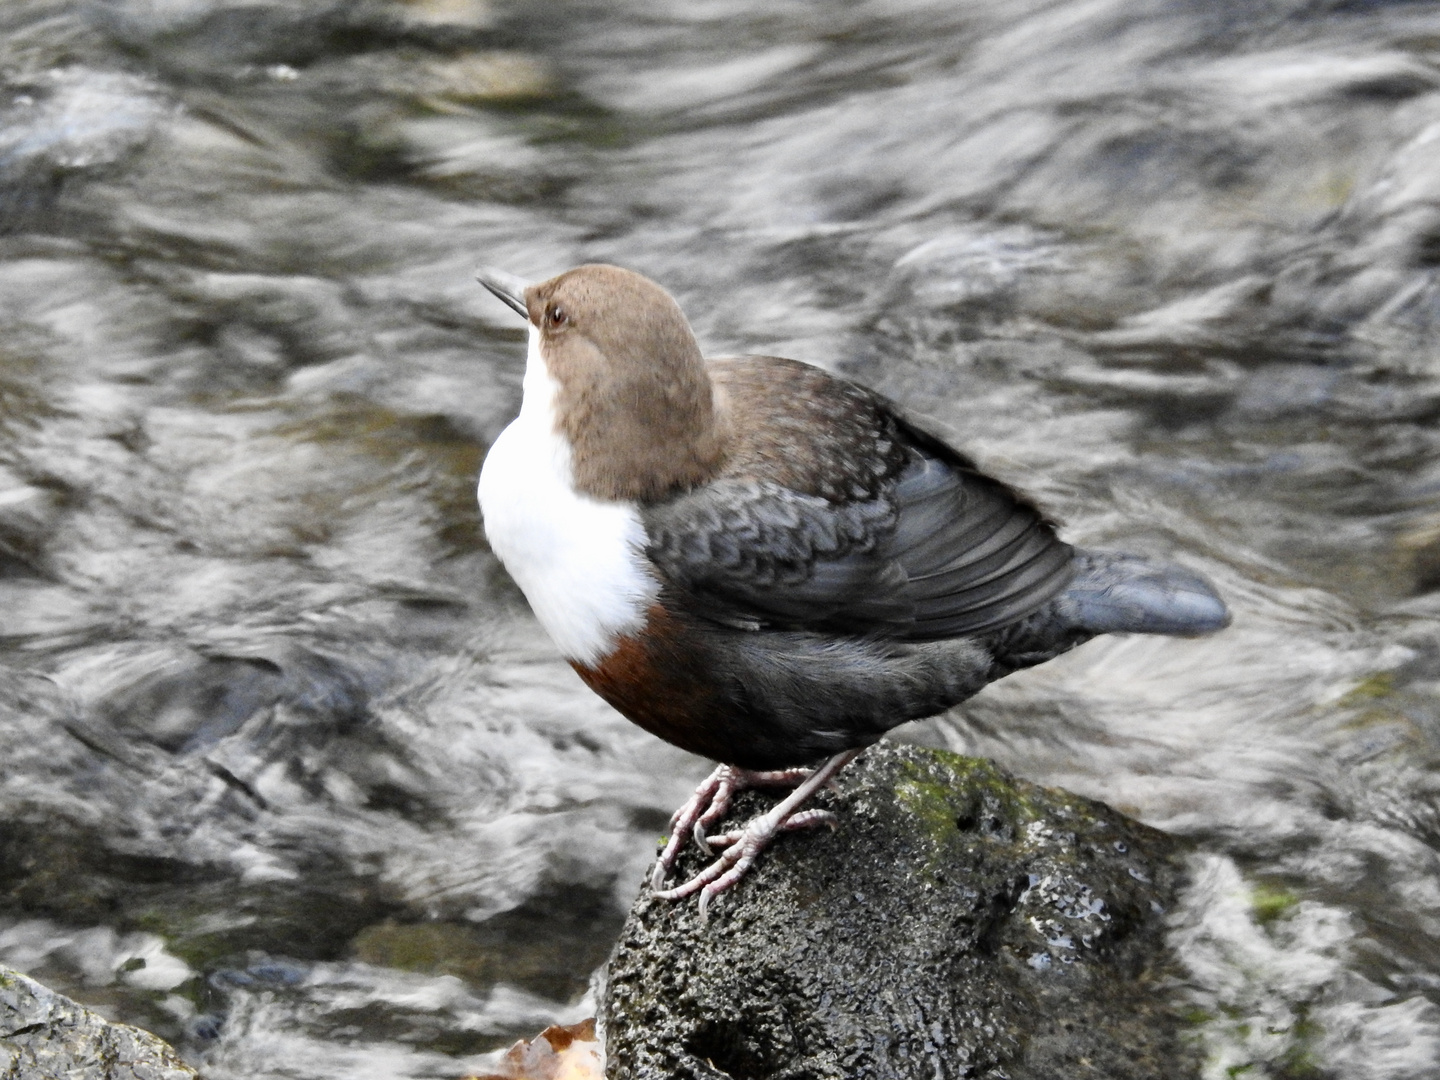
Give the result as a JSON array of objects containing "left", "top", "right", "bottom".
[{"left": 477, "top": 327, "right": 659, "bottom": 666}]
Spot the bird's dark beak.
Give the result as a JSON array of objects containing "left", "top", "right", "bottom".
[{"left": 475, "top": 266, "right": 532, "bottom": 322}]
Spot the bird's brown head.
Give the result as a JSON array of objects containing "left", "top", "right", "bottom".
[{"left": 478, "top": 263, "right": 725, "bottom": 503}]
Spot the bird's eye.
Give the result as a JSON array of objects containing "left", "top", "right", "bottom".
[{"left": 548, "top": 305, "right": 568, "bottom": 328}]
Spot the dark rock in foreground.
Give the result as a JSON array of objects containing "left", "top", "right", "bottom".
[
  {"left": 602, "top": 745, "right": 1199, "bottom": 1080},
  {"left": 0, "top": 966, "right": 198, "bottom": 1080}
]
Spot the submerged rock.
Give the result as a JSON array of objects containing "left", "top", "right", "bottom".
[
  {"left": 0, "top": 965, "right": 198, "bottom": 1079},
  {"left": 602, "top": 745, "right": 1198, "bottom": 1080}
]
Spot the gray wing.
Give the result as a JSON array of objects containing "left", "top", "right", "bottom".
[
  {"left": 642, "top": 444, "right": 1074, "bottom": 640},
  {"left": 884, "top": 449, "right": 1074, "bottom": 637},
  {"left": 643, "top": 477, "right": 912, "bottom": 631}
]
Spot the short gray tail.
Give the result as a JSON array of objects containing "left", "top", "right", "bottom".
[{"left": 1056, "top": 550, "right": 1230, "bottom": 637}]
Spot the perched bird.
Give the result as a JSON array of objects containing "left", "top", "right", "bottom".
[{"left": 475, "top": 263, "right": 1229, "bottom": 917}]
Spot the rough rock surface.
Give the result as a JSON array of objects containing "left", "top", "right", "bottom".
[
  {"left": 0, "top": 965, "right": 198, "bottom": 1080},
  {"left": 602, "top": 745, "right": 1199, "bottom": 1080}
]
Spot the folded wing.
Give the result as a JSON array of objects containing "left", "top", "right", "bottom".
[{"left": 643, "top": 412, "right": 1074, "bottom": 640}]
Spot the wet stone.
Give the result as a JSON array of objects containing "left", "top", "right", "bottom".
[
  {"left": 0, "top": 964, "right": 198, "bottom": 1079},
  {"left": 602, "top": 745, "right": 1198, "bottom": 1080}
]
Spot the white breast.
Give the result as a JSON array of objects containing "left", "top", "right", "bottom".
[{"left": 477, "top": 328, "right": 659, "bottom": 667}]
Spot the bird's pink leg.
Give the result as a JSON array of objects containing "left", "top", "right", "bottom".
[
  {"left": 651, "top": 763, "right": 815, "bottom": 890},
  {"left": 652, "top": 749, "right": 862, "bottom": 921}
]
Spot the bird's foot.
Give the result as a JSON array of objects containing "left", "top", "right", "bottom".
[
  {"left": 650, "top": 749, "right": 862, "bottom": 921},
  {"left": 651, "top": 763, "right": 814, "bottom": 890}
]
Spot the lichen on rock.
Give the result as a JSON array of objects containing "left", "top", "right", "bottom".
[
  {"left": 602, "top": 744, "right": 1200, "bottom": 1080},
  {"left": 0, "top": 964, "right": 199, "bottom": 1080}
]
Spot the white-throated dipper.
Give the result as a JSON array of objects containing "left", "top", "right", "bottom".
[{"left": 475, "top": 263, "right": 1230, "bottom": 918}]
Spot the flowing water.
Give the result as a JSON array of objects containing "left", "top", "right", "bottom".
[{"left": 1, "top": 0, "right": 1439, "bottom": 1076}]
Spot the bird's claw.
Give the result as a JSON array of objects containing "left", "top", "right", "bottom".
[
  {"left": 650, "top": 751, "right": 861, "bottom": 919},
  {"left": 654, "top": 812, "right": 776, "bottom": 923},
  {"left": 651, "top": 763, "right": 814, "bottom": 891},
  {"left": 692, "top": 820, "right": 713, "bottom": 856},
  {"left": 704, "top": 808, "right": 836, "bottom": 849}
]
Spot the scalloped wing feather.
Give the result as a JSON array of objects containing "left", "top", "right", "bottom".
[{"left": 642, "top": 360, "right": 1074, "bottom": 640}]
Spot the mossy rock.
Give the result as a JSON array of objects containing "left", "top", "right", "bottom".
[{"left": 602, "top": 744, "right": 1199, "bottom": 1080}]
